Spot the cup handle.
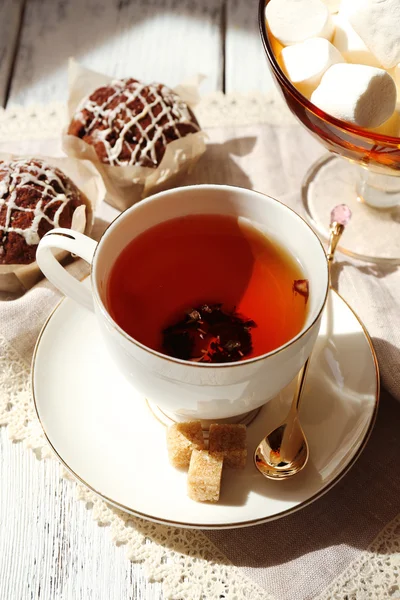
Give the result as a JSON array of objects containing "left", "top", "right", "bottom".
[{"left": 36, "top": 228, "right": 98, "bottom": 312}]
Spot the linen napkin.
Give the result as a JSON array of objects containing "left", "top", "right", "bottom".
[{"left": 1, "top": 114, "right": 399, "bottom": 600}]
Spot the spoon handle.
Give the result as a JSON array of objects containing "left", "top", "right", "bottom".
[
  {"left": 294, "top": 358, "right": 310, "bottom": 412},
  {"left": 277, "top": 359, "right": 310, "bottom": 464}
]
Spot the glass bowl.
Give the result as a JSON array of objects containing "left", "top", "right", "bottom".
[{"left": 259, "top": 0, "right": 400, "bottom": 263}]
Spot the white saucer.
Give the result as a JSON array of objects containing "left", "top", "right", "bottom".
[{"left": 32, "top": 288, "right": 379, "bottom": 529}]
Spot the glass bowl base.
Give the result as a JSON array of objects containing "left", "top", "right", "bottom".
[{"left": 302, "top": 155, "right": 400, "bottom": 264}]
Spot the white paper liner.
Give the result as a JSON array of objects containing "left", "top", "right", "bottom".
[
  {"left": 62, "top": 59, "right": 207, "bottom": 211},
  {"left": 0, "top": 153, "right": 106, "bottom": 292}
]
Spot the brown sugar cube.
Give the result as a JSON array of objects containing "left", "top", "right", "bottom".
[
  {"left": 187, "top": 450, "right": 223, "bottom": 503},
  {"left": 166, "top": 421, "right": 205, "bottom": 469},
  {"left": 209, "top": 424, "right": 247, "bottom": 469}
]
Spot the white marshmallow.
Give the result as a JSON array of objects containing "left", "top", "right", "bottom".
[
  {"left": 311, "top": 63, "right": 397, "bottom": 128},
  {"left": 281, "top": 38, "right": 345, "bottom": 98},
  {"left": 333, "top": 13, "right": 381, "bottom": 67},
  {"left": 338, "top": 0, "right": 357, "bottom": 17},
  {"left": 265, "top": 0, "right": 334, "bottom": 46},
  {"left": 321, "top": 0, "right": 341, "bottom": 13},
  {"left": 347, "top": 0, "right": 400, "bottom": 69}
]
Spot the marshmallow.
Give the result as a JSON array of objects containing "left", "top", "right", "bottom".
[
  {"left": 265, "top": 0, "right": 334, "bottom": 46},
  {"left": 347, "top": 0, "right": 400, "bottom": 69},
  {"left": 311, "top": 63, "right": 397, "bottom": 128},
  {"left": 321, "top": 0, "right": 341, "bottom": 13},
  {"left": 333, "top": 13, "right": 381, "bottom": 67},
  {"left": 281, "top": 38, "right": 345, "bottom": 98},
  {"left": 338, "top": 0, "right": 357, "bottom": 17}
]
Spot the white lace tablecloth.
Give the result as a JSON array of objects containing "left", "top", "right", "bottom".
[{"left": 0, "top": 94, "right": 399, "bottom": 600}]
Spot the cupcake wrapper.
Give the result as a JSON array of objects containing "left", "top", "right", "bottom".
[
  {"left": 62, "top": 59, "right": 207, "bottom": 211},
  {"left": 0, "top": 152, "right": 106, "bottom": 293}
]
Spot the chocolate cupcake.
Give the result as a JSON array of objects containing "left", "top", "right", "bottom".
[
  {"left": 0, "top": 158, "right": 86, "bottom": 265},
  {"left": 68, "top": 78, "right": 201, "bottom": 168}
]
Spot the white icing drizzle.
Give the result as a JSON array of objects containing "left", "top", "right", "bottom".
[
  {"left": 73, "top": 79, "right": 200, "bottom": 167},
  {"left": 0, "top": 159, "right": 79, "bottom": 246}
]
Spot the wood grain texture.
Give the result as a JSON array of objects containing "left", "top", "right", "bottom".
[
  {"left": 7, "top": 0, "right": 224, "bottom": 107},
  {"left": 0, "top": 429, "right": 164, "bottom": 600},
  {"left": 0, "top": 0, "right": 25, "bottom": 107},
  {"left": 225, "top": 0, "right": 274, "bottom": 93},
  {"left": 0, "top": 2, "right": 274, "bottom": 598}
]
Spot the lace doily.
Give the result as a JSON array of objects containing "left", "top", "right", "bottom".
[
  {"left": 0, "top": 91, "right": 296, "bottom": 141},
  {"left": 0, "top": 99, "right": 399, "bottom": 600}
]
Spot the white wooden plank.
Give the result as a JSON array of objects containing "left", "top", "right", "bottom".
[
  {"left": 0, "top": 428, "right": 164, "bottom": 600},
  {"left": 7, "top": 0, "right": 224, "bottom": 107},
  {"left": 0, "top": 0, "right": 25, "bottom": 106},
  {"left": 225, "top": 0, "right": 274, "bottom": 93}
]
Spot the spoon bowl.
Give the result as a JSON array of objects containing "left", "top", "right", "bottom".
[
  {"left": 255, "top": 427, "right": 309, "bottom": 479},
  {"left": 254, "top": 358, "right": 310, "bottom": 479}
]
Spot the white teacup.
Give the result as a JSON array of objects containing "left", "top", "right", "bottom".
[{"left": 36, "top": 185, "right": 329, "bottom": 420}]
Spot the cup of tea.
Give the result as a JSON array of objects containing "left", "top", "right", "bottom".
[{"left": 36, "top": 185, "right": 329, "bottom": 420}]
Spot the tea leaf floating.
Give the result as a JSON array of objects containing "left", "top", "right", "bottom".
[
  {"left": 162, "top": 304, "right": 257, "bottom": 363},
  {"left": 293, "top": 280, "right": 309, "bottom": 303}
]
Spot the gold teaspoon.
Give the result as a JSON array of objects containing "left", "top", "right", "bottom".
[{"left": 254, "top": 205, "right": 350, "bottom": 480}]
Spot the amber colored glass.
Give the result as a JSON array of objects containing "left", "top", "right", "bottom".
[{"left": 259, "top": 0, "right": 400, "bottom": 174}]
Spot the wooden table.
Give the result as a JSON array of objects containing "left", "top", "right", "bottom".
[{"left": 0, "top": 1, "right": 274, "bottom": 598}]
